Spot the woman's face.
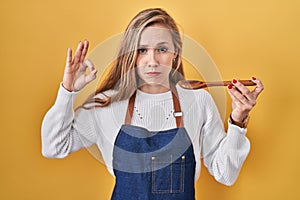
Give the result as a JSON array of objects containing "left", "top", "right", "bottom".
[{"left": 135, "top": 24, "right": 177, "bottom": 91}]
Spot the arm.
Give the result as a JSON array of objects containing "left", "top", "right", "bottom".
[
  {"left": 41, "top": 84, "right": 97, "bottom": 158},
  {"left": 201, "top": 77, "right": 264, "bottom": 186},
  {"left": 41, "top": 40, "right": 98, "bottom": 158},
  {"left": 200, "top": 93, "right": 250, "bottom": 186}
]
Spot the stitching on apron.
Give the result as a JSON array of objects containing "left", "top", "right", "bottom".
[{"left": 151, "top": 155, "right": 185, "bottom": 194}]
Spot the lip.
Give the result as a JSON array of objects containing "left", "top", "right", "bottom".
[{"left": 146, "top": 72, "right": 161, "bottom": 77}]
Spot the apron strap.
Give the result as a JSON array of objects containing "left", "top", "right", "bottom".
[
  {"left": 124, "top": 91, "right": 136, "bottom": 125},
  {"left": 124, "top": 84, "right": 184, "bottom": 128},
  {"left": 171, "top": 84, "right": 184, "bottom": 128}
]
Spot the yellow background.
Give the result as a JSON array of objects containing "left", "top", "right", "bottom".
[{"left": 1, "top": 0, "right": 300, "bottom": 199}]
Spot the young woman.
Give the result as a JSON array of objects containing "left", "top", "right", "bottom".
[{"left": 42, "top": 8, "right": 264, "bottom": 200}]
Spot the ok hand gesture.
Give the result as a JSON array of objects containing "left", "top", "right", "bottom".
[{"left": 62, "top": 40, "right": 97, "bottom": 92}]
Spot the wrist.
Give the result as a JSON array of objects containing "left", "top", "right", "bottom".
[
  {"left": 62, "top": 82, "right": 73, "bottom": 92},
  {"left": 229, "top": 114, "right": 250, "bottom": 128}
]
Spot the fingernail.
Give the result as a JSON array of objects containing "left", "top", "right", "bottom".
[
  {"left": 233, "top": 79, "right": 237, "bottom": 84},
  {"left": 252, "top": 76, "right": 256, "bottom": 80},
  {"left": 228, "top": 84, "right": 232, "bottom": 89}
]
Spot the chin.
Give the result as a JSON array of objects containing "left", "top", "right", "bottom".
[{"left": 138, "top": 76, "right": 170, "bottom": 87}]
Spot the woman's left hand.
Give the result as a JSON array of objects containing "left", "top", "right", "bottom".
[{"left": 227, "top": 77, "right": 264, "bottom": 123}]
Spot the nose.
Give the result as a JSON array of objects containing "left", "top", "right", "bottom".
[{"left": 147, "top": 49, "right": 159, "bottom": 67}]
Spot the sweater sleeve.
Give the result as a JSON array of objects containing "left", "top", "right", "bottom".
[
  {"left": 200, "top": 91, "right": 250, "bottom": 186},
  {"left": 41, "top": 84, "right": 97, "bottom": 158}
]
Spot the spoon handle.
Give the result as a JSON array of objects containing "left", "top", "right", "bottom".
[{"left": 179, "top": 80, "right": 256, "bottom": 89}]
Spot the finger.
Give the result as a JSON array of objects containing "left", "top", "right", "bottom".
[
  {"left": 84, "top": 59, "right": 97, "bottom": 83},
  {"left": 78, "top": 59, "right": 93, "bottom": 73},
  {"left": 80, "top": 40, "right": 89, "bottom": 62},
  {"left": 227, "top": 84, "right": 248, "bottom": 104},
  {"left": 73, "top": 41, "right": 84, "bottom": 64},
  {"left": 84, "top": 59, "right": 95, "bottom": 71},
  {"left": 66, "top": 48, "right": 72, "bottom": 67},
  {"left": 78, "top": 63, "right": 88, "bottom": 74},
  {"left": 251, "top": 77, "right": 264, "bottom": 99},
  {"left": 227, "top": 85, "right": 238, "bottom": 101},
  {"left": 232, "top": 79, "right": 252, "bottom": 100},
  {"left": 228, "top": 86, "right": 254, "bottom": 116}
]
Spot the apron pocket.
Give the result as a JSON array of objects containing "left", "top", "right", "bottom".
[{"left": 151, "top": 155, "right": 185, "bottom": 194}]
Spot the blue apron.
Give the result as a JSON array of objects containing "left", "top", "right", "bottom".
[{"left": 111, "top": 86, "right": 196, "bottom": 200}]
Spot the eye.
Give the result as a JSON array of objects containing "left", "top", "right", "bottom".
[
  {"left": 138, "top": 48, "right": 147, "bottom": 54},
  {"left": 157, "top": 47, "right": 168, "bottom": 53}
]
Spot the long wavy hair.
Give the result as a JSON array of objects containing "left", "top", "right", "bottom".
[{"left": 81, "top": 8, "right": 185, "bottom": 109}]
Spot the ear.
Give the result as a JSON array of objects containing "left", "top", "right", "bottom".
[
  {"left": 173, "top": 47, "right": 180, "bottom": 59},
  {"left": 172, "top": 55, "right": 181, "bottom": 71},
  {"left": 173, "top": 50, "right": 178, "bottom": 60},
  {"left": 173, "top": 54, "right": 177, "bottom": 60}
]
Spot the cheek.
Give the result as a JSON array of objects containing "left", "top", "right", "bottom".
[
  {"left": 162, "top": 54, "right": 175, "bottom": 66},
  {"left": 135, "top": 55, "right": 144, "bottom": 67},
  {"left": 135, "top": 65, "right": 145, "bottom": 80},
  {"left": 164, "top": 66, "right": 172, "bottom": 75},
  {"left": 135, "top": 57, "right": 144, "bottom": 73}
]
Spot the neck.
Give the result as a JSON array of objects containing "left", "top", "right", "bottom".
[{"left": 139, "top": 83, "right": 170, "bottom": 94}]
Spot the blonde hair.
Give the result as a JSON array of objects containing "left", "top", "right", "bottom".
[{"left": 81, "top": 8, "right": 185, "bottom": 109}]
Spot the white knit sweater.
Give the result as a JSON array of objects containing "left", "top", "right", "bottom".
[{"left": 41, "top": 83, "right": 250, "bottom": 186}]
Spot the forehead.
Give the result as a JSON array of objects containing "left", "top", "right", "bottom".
[{"left": 139, "top": 25, "right": 173, "bottom": 46}]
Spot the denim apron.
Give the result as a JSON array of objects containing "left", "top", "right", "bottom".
[{"left": 111, "top": 86, "right": 196, "bottom": 200}]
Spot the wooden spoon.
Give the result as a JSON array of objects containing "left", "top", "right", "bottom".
[{"left": 178, "top": 80, "right": 256, "bottom": 89}]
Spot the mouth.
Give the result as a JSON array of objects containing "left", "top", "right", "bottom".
[{"left": 146, "top": 72, "right": 161, "bottom": 77}]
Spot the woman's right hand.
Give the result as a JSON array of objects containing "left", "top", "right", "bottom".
[{"left": 62, "top": 40, "right": 97, "bottom": 92}]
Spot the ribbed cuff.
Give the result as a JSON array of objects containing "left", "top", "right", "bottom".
[
  {"left": 227, "top": 120, "right": 247, "bottom": 136},
  {"left": 54, "top": 83, "right": 80, "bottom": 107}
]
